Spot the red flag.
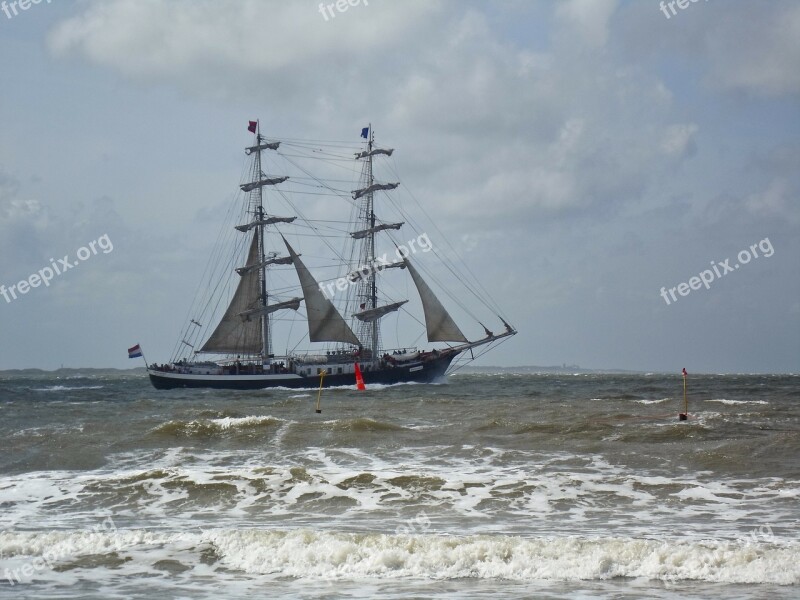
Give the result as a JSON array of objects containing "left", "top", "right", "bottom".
[
  {"left": 247, "top": 120, "right": 257, "bottom": 133},
  {"left": 682, "top": 368, "right": 687, "bottom": 377}
]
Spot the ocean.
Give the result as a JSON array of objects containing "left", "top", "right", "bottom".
[{"left": 0, "top": 371, "right": 797, "bottom": 599}]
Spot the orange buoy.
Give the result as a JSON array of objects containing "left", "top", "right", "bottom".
[{"left": 354, "top": 362, "right": 366, "bottom": 391}]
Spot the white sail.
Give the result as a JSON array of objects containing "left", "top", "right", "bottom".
[
  {"left": 352, "top": 182, "right": 399, "bottom": 200},
  {"left": 235, "top": 216, "right": 296, "bottom": 232},
  {"left": 200, "top": 234, "right": 263, "bottom": 354},
  {"left": 238, "top": 297, "right": 302, "bottom": 321},
  {"left": 240, "top": 176, "right": 289, "bottom": 193},
  {"left": 350, "top": 222, "right": 404, "bottom": 239},
  {"left": 353, "top": 300, "right": 408, "bottom": 322},
  {"left": 404, "top": 258, "right": 468, "bottom": 343},
  {"left": 246, "top": 141, "right": 280, "bottom": 154},
  {"left": 283, "top": 237, "right": 361, "bottom": 346},
  {"left": 354, "top": 147, "right": 394, "bottom": 159}
]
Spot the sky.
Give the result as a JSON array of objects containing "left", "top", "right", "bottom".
[{"left": 0, "top": 0, "right": 798, "bottom": 373}]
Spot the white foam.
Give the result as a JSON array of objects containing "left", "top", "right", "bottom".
[
  {"left": 3, "top": 447, "right": 796, "bottom": 542},
  {"left": 1, "top": 529, "right": 796, "bottom": 584},
  {"left": 155, "top": 415, "right": 283, "bottom": 434},
  {"left": 204, "top": 415, "right": 281, "bottom": 430},
  {"left": 706, "top": 399, "right": 769, "bottom": 406},
  {"left": 204, "top": 530, "right": 800, "bottom": 584},
  {"left": 30, "top": 385, "right": 105, "bottom": 391}
]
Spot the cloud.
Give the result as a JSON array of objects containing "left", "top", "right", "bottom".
[
  {"left": 48, "top": 0, "right": 444, "bottom": 89},
  {"left": 554, "top": 0, "right": 619, "bottom": 50},
  {"left": 704, "top": 2, "right": 800, "bottom": 97},
  {"left": 744, "top": 178, "right": 796, "bottom": 222},
  {"left": 0, "top": 170, "right": 49, "bottom": 265},
  {"left": 661, "top": 123, "right": 698, "bottom": 158}
]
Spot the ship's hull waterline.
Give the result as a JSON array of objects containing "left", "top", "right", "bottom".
[{"left": 148, "top": 353, "right": 456, "bottom": 390}]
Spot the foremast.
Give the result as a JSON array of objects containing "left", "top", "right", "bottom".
[
  {"left": 253, "top": 123, "right": 270, "bottom": 362},
  {"left": 196, "top": 120, "right": 296, "bottom": 362}
]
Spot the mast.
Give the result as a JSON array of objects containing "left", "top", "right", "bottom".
[
  {"left": 367, "top": 126, "right": 379, "bottom": 356},
  {"left": 353, "top": 124, "right": 381, "bottom": 358},
  {"left": 348, "top": 126, "right": 406, "bottom": 359},
  {"left": 254, "top": 121, "right": 271, "bottom": 363},
  {"left": 199, "top": 122, "right": 295, "bottom": 359}
]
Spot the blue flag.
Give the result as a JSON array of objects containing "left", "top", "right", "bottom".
[{"left": 361, "top": 127, "right": 369, "bottom": 139}]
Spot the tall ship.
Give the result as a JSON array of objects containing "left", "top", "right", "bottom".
[{"left": 147, "top": 123, "right": 515, "bottom": 389}]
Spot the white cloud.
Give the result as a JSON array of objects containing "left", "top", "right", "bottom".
[
  {"left": 744, "top": 178, "right": 795, "bottom": 221},
  {"left": 705, "top": 3, "right": 800, "bottom": 97},
  {"left": 48, "top": 0, "right": 443, "bottom": 78},
  {"left": 661, "top": 123, "right": 698, "bottom": 158},
  {"left": 554, "top": 0, "right": 619, "bottom": 49}
]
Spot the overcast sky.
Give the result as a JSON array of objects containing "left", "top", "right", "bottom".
[{"left": 0, "top": 0, "right": 798, "bottom": 373}]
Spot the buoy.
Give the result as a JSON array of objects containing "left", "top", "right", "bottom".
[
  {"left": 315, "top": 369, "right": 325, "bottom": 413},
  {"left": 679, "top": 367, "right": 688, "bottom": 421},
  {"left": 354, "top": 362, "right": 366, "bottom": 391}
]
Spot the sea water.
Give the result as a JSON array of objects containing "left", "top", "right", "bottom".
[{"left": 0, "top": 372, "right": 797, "bottom": 598}]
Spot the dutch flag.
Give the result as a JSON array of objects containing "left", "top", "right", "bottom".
[{"left": 128, "top": 344, "right": 143, "bottom": 359}]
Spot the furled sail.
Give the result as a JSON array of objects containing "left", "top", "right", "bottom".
[
  {"left": 283, "top": 237, "right": 361, "bottom": 346},
  {"left": 236, "top": 216, "right": 296, "bottom": 232},
  {"left": 351, "top": 222, "right": 404, "bottom": 239},
  {"left": 246, "top": 141, "right": 280, "bottom": 154},
  {"left": 240, "top": 176, "right": 289, "bottom": 193},
  {"left": 200, "top": 234, "right": 263, "bottom": 354},
  {"left": 404, "top": 258, "right": 468, "bottom": 343},
  {"left": 347, "top": 260, "right": 405, "bottom": 282},
  {"left": 354, "top": 147, "right": 394, "bottom": 160},
  {"left": 236, "top": 254, "right": 293, "bottom": 276},
  {"left": 238, "top": 297, "right": 302, "bottom": 321},
  {"left": 352, "top": 182, "right": 399, "bottom": 200},
  {"left": 353, "top": 300, "right": 408, "bottom": 322}
]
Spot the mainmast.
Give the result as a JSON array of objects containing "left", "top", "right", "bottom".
[
  {"left": 349, "top": 125, "right": 405, "bottom": 360},
  {"left": 367, "top": 127, "right": 379, "bottom": 356},
  {"left": 355, "top": 125, "right": 380, "bottom": 357},
  {"left": 254, "top": 122, "right": 271, "bottom": 363}
]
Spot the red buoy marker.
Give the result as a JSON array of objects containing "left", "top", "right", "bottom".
[{"left": 354, "top": 362, "right": 366, "bottom": 391}]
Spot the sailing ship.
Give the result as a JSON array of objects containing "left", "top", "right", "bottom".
[{"left": 147, "top": 122, "right": 515, "bottom": 390}]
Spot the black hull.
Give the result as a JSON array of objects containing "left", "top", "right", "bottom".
[{"left": 147, "top": 353, "right": 457, "bottom": 390}]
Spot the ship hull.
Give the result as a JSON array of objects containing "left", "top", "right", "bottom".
[{"left": 147, "top": 353, "right": 457, "bottom": 390}]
